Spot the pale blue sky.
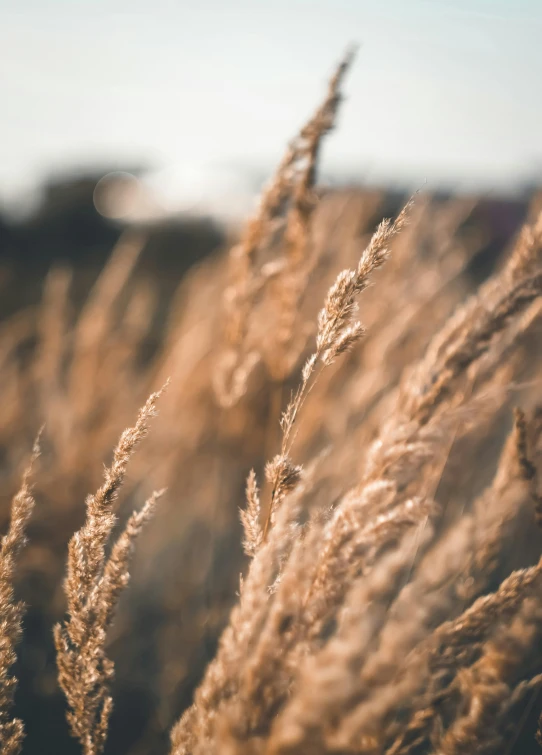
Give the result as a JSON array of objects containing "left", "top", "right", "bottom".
[{"left": 1, "top": 0, "right": 542, "bottom": 214}]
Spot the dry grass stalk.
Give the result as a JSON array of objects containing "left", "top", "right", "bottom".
[
  {"left": 258, "top": 199, "right": 413, "bottom": 542},
  {"left": 268, "top": 48, "right": 356, "bottom": 381},
  {"left": 54, "top": 386, "right": 166, "bottom": 755},
  {"left": 240, "top": 470, "right": 263, "bottom": 558},
  {"left": 0, "top": 435, "right": 40, "bottom": 755},
  {"left": 215, "top": 49, "right": 355, "bottom": 406}
]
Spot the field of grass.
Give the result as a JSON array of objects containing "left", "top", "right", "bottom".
[{"left": 1, "top": 53, "right": 542, "bottom": 755}]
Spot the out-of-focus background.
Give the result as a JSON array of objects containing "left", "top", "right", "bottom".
[
  {"left": 3, "top": 1, "right": 542, "bottom": 224},
  {"left": 1, "top": 1, "right": 542, "bottom": 753},
  {"left": 2, "top": 0, "right": 542, "bottom": 295}
]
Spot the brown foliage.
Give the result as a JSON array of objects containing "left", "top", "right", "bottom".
[{"left": 0, "top": 53, "right": 542, "bottom": 755}]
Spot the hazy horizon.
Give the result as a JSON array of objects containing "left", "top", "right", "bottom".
[{"left": 2, "top": 0, "right": 542, "bottom": 216}]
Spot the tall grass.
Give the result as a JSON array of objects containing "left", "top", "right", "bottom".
[{"left": 0, "top": 53, "right": 541, "bottom": 754}]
